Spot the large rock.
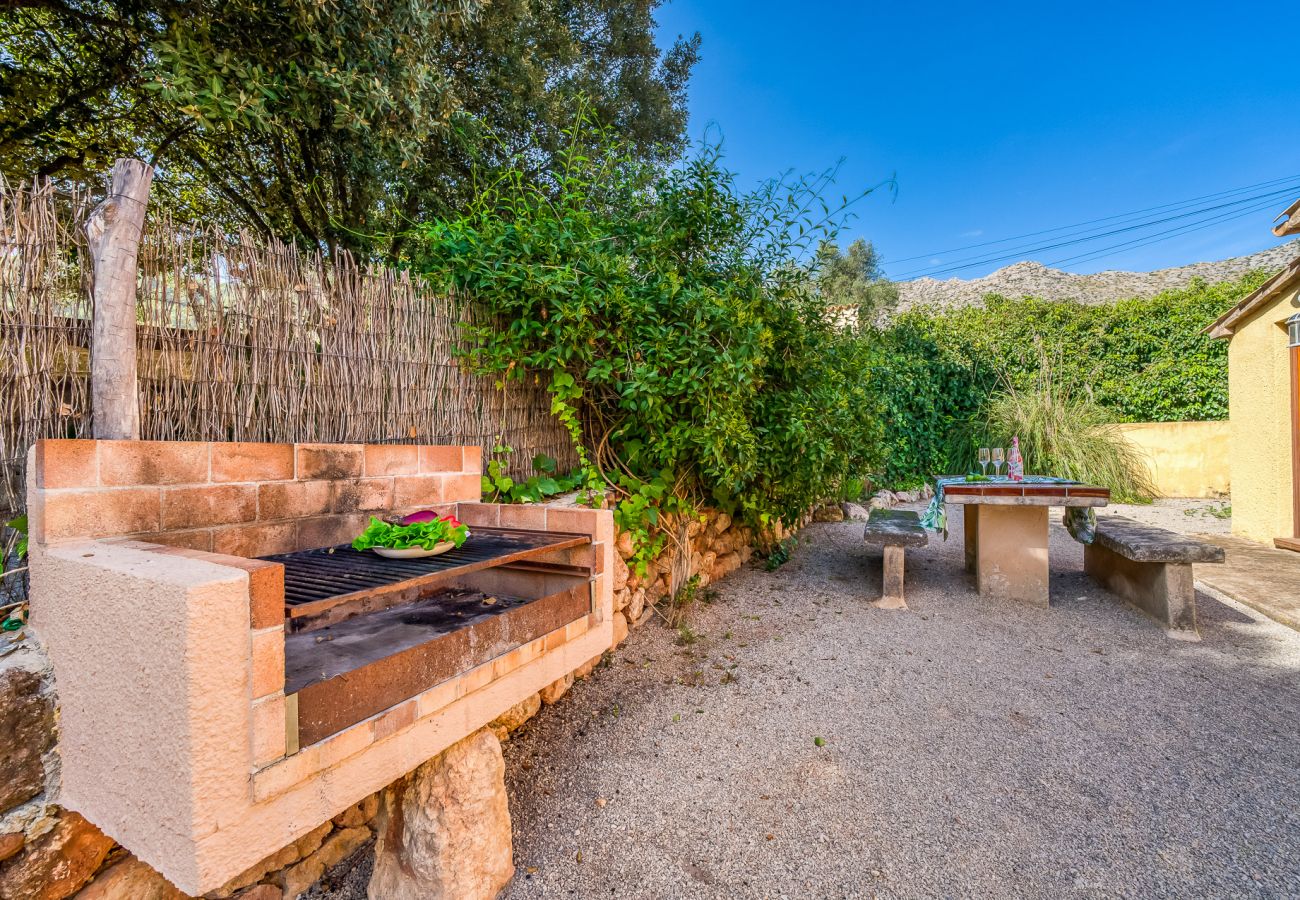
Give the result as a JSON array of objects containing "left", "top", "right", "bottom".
[
  {"left": 625, "top": 588, "right": 646, "bottom": 624},
  {"left": 812, "top": 504, "right": 845, "bottom": 523},
  {"left": 538, "top": 674, "right": 573, "bottom": 705},
  {"left": 612, "top": 554, "right": 629, "bottom": 591},
  {"left": 611, "top": 612, "right": 629, "bottom": 648},
  {"left": 368, "top": 730, "right": 513, "bottom": 900},
  {"left": 280, "top": 826, "right": 369, "bottom": 899},
  {"left": 0, "top": 665, "right": 55, "bottom": 811},
  {"left": 73, "top": 856, "right": 188, "bottom": 900},
  {"left": 0, "top": 810, "right": 114, "bottom": 900},
  {"left": 488, "top": 693, "right": 541, "bottom": 742}
]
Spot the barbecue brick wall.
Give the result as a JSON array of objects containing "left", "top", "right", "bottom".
[
  {"left": 28, "top": 439, "right": 483, "bottom": 554},
  {"left": 4, "top": 446, "right": 756, "bottom": 899}
]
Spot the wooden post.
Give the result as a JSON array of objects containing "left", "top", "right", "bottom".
[{"left": 86, "top": 158, "right": 153, "bottom": 440}]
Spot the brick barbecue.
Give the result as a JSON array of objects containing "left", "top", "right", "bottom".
[{"left": 26, "top": 439, "right": 614, "bottom": 894}]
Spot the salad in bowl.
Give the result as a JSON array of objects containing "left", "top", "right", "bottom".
[{"left": 351, "top": 510, "right": 470, "bottom": 559}]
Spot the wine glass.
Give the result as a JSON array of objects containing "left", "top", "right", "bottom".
[
  {"left": 991, "top": 447, "right": 1005, "bottom": 477},
  {"left": 978, "top": 447, "right": 990, "bottom": 477}
]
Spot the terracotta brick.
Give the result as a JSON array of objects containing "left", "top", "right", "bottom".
[
  {"left": 415, "top": 678, "right": 460, "bottom": 719},
  {"left": 565, "top": 616, "right": 590, "bottom": 642},
  {"left": 258, "top": 480, "right": 333, "bottom": 520},
  {"left": 211, "top": 442, "right": 294, "bottom": 483},
  {"left": 418, "top": 445, "right": 463, "bottom": 473},
  {"left": 212, "top": 521, "right": 298, "bottom": 558},
  {"left": 99, "top": 440, "right": 209, "bottom": 486},
  {"left": 457, "top": 662, "right": 494, "bottom": 698},
  {"left": 595, "top": 510, "right": 615, "bottom": 545},
  {"left": 591, "top": 542, "right": 606, "bottom": 575},
  {"left": 461, "top": 445, "right": 483, "bottom": 475},
  {"left": 35, "top": 439, "right": 98, "bottom": 488},
  {"left": 245, "top": 560, "right": 285, "bottom": 628},
  {"left": 547, "top": 506, "right": 597, "bottom": 536},
  {"left": 491, "top": 646, "right": 526, "bottom": 680},
  {"left": 542, "top": 626, "right": 569, "bottom": 653},
  {"left": 498, "top": 504, "right": 546, "bottom": 530},
  {"left": 252, "top": 694, "right": 287, "bottom": 768},
  {"left": 137, "top": 529, "right": 215, "bottom": 552},
  {"left": 161, "top": 484, "right": 258, "bottom": 530},
  {"left": 329, "top": 478, "right": 394, "bottom": 513},
  {"left": 370, "top": 699, "right": 416, "bottom": 742},
  {"left": 252, "top": 745, "right": 322, "bottom": 803},
  {"left": 43, "top": 487, "right": 160, "bottom": 540},
  {"left": 296, "top": 514, "right": 370, "bottom": 551},
  {"left": 455, "top": 502, "right": 500, "bottom": 527},
  {"left": 363, "top": 444, "right": 419, "bottom": 476},
  {"left": 316, "top": 721, "right": 374, "bottom": 768},
  {"left": 251, "top": 628, "right": 285, "bottom": 699},
  {"left": 443, "top": 473, "right": 482, "bottom": 503},
  {"left": 394, "top": 475, "right": 446, "bottom": 507},
  {"left": 296, "top": 443, "right": 363, "bottom": 479},
  {"left": 150, "top": 546, "right": 284, "bottom": 625}
]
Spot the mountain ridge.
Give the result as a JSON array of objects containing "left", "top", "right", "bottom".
[{"left": 895, "top": 239, "right": 1300, "bottom": 310}]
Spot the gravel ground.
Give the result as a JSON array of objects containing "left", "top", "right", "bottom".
[
  {"left": 316, "top": 499, "right": 1300, "bottom": 899},
  {"left": 1101, "top": 497, "right": 1232, "bottom": 536},
  {"left": 498, "top": 507, "right": 1300, "bottom": 899}
]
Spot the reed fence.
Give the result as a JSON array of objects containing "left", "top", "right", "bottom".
[{"left": 0, "top": 178, "right": 578, "bottom": 528}]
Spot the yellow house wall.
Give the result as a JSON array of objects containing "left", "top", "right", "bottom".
[
  {"left": 1112, "top": 421, "right": 1230, "bottom": 498},
  {"left": 1227, "top": 284, "right": 1298, "bottom": 543}
]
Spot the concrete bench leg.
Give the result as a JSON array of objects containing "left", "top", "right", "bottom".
[
  {"left": 873, "top": 545, "right": 908, "bottom": 609},
  {"left": 1084, "top": 543, "right": 1198, "bottom": 635}
]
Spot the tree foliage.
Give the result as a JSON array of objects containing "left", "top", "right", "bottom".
[
  {"left": 412, "top": 131, "right": 883, "bottom": 568},
  {"left": 0, "top": 0, "right": 698, "bottom": 258},
  {"left": 815, "top": 238, "right": 898, "bottom": 324}
]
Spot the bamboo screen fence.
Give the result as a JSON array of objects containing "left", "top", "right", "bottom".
[{"left": 0, "top": 178, "right": 578, "bottom": 525}]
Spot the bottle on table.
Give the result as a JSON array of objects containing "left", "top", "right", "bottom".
[{"left": 1008, "top": 435, "right": 1024, "bottom": 482}]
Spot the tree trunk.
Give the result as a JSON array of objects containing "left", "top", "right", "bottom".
[{"left": 85, "top": 158, "right": 153, "bottom": 440}]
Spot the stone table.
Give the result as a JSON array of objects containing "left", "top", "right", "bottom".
[{"left": 943, "top": 482, "right": 1110, "bottom": 607}]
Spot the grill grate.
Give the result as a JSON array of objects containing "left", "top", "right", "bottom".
[{"left": 260, "top": 527, "right": 590, "bottom": 609}]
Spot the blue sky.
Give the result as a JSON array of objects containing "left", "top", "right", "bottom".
[{"left": 654, "top": 1, "right": 1300, "bottom": 279}]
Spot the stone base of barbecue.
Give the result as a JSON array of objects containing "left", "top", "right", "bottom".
[{"left": 369, "top": 728, "right": 514, "bottom": 900}]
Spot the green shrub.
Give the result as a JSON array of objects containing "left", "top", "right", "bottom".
[
  {"left": 411, "top": 128, "right": 883, "bottom": 571},
  {"left": 869, "top": 273, "right": 1268, "bottom": 486}
]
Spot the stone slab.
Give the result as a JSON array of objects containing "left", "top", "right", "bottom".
[
  {"left": 1093, "top": 516, "right": 1226, "bottom": 564},
  {"left": 863, "top": 510, "right": 928, "bottom": 548},
  {"left": 1193, "top": 534, "right": 1300, "bottom": 633}
]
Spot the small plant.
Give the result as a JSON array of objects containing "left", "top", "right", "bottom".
[
  {"left": 1, "top": 515, "right": 28, "bottom": 577},
  {"left": 764, "top": 537, "right": 797, "bottom": 571},
  {"left": 675, "top": 622, "right": 700, "bottom": 646},
  {"left": 481, "top": 445, "right": 586, "bottom": 505}
]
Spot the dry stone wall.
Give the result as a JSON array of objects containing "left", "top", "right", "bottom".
[{"left": 897, "top": 239, "right": 1300, "bottom": 311}]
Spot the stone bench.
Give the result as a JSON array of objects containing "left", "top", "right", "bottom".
[
  {"left": 863, "top": 509, "right": 928, "bottom": 609},
  {"left": 1084, "top": 515, "right": 1225, "bottom": 635}
]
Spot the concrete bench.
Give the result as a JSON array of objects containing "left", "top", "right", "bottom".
[
  {"left": 863, "top": 509, "right": 928, "bottom": 609},
  {"left": 1084, "top": 515, "right": 1225, "bottom": 635}
]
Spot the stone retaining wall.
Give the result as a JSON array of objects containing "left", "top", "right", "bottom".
[{"left": 0, "top": 505, "right": 758, "bottom": 899}]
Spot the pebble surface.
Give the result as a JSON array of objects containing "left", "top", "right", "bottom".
[
  {"left": 500, "top": 507, "right": 1300, "bottom": 899},
  {"left": 315, "top": 501, "right": 1300, "bottom": 898}
]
